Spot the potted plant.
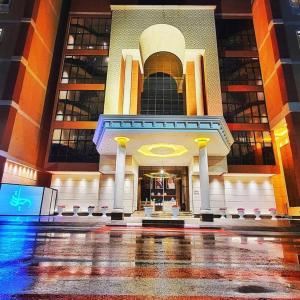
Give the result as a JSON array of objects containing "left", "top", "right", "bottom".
[
  {"left": 172, "top": 205, "right": 180, "bottom": 218},
  {"left": 237, "top": 208, "right": 245, "bottom": 219},
  {"left": 269, "top": 208, "right": 277, "bottom": 220},
  {"left": 57, "top": 205, "right": 65, "bottom": 217},
  {"left": 73, "top": 205, "right": 80, "bottom": 216},
  {"left": 219, "top": 207, "right": 227, "bottom": 219},
  {"left": 101, "top": 206, "right": 109, "bottom": 218},
  {"left": 144, "top": 203, "right": 153, "bottom": 218},
  {"left": 88, "top": 206, "right": 95, "bottom": 217},
  {"left": 253, "top": 208, "right": 261, "bottom": 220}
]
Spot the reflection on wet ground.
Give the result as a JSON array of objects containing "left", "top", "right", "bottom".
[{"left": 0, "top": 223, "right": 300, "bottom": 299}]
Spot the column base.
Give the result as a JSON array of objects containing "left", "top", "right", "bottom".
[
  {"left": 200, "top": 210, "right": 214, "bottom": 222},
  {"left": 111, "top": 209, "right": 124, "bottom": 220}
]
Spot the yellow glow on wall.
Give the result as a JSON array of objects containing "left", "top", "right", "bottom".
[
  {"left": 263, "top": 136, "right": 272, "bottom": 143},
  {"left": 138, "top": 143, "right": 188, "bottom": 158},
  {"left": 275, "top": 125, "right": 288, "bottom": 138}
]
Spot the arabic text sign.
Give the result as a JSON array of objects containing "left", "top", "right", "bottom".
[{"left": 0, "top": 185, "right": 43, "bottom": 215}]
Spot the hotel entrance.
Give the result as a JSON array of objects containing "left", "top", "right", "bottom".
[{"left": 138, "top": 166, "right": 189, "bottom": 212}]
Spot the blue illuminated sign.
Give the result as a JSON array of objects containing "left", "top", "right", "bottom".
[
  {"left": 9, "top": 186, "right": 32, "bottom": 211},
  {"left": 0, "top": 185, "right": 43, "bottom": 215}
]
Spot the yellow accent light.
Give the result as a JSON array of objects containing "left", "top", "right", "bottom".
[
  {"left": 263, "top": 137, "right": 272, "bottom": 143},
  {"left": 194, "top": 137, "right": 210, "bottom": 148},
  {"left": 138, "top": 143, "right": 188, "bottom": 158},
  {"left": 114, "top": 136, "right": 130, "bottom": 146},
  {"left": 274, "top": 125, "right": 288, "bottom": 138}
]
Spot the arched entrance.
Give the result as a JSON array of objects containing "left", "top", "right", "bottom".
[{"left": 140, "top": 52, "right": 186, "bottom": 115}]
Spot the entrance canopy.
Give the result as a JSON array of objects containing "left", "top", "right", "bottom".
[{"left": 93, "top": 115, "right": 234, "bottom": 166}]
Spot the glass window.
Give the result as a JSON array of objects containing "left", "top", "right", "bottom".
[
  {"left": 222, "top": 92, "right": 268, "bottom": 124},
  {"left": 61, "top": 55, "right": 108, "bottom": 84},
  {"left": 140, "top": 72, "right": 186, "bottom": 115},
  {"left": 67, "top": 16, "right": 111, "bottom": 50},
  {"left": 216, "top": 19, "right": 257, "bottom": 51},
  {"left": 49, "top": 129, "right": 99, "bottom": 163},
  {"left": 0, "top": 0, "right": 9, "bottom": 12},
  {"left": 290, "top": 0, "right": 300, "bottom": 14},
  {"left": 140, "top": 52, "right": 186, "bottom": 115},
  {"left": 219, "top": 58, "right": 263, "bottom": 86},
  {"left": 55, "top": 90, "right": 104, "bottom": 121},
  {"left": 228, "top": 131, "right": 275, "bottom": 165}
]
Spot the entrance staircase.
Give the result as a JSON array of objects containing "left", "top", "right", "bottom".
[
  {"left": 131, "top": 211, "right": 193, "bottom": 218},
  {"left": 132, "top": 211, "right": 193, "bottom": 228}
]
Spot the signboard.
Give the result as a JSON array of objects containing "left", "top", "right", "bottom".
[{"left": 0, "top": 185, "right": 44, "bottom": 215}]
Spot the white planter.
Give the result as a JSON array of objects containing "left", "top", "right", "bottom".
[
  {"left": 269, "top": 209, "right": 277, "bottom": 220},
  {"left": 219, "top": 208, "right": 227, "bottom": 219},
  {"left": 73, "top": 206, "right": 80, "bottom": 216},
  {"left": 172, "top": 207, "right": 180, "bottom": 218},
  {"left": 88, "top": 206, "right": 95, "bottom": 217},
  {"left": 144, "top": 206, "right": 153, "bottom": 218},
  {"left": 254, "top": 210, "right": 261, "bottom": 220},
  {"left": 57, "top": 206, "right": 64, "bottom": 216},
  {"left": 101, "top": 207, "right": 108, "bottom": 218},
  {"left": 237, "top": 209, "right": 245, "bottom": 219}
]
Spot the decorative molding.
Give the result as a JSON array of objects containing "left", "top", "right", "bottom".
[
  {"left": 93, "top": 115, "right": 234, "bottom": 152},
  {"left": 111, "top": 5, "right": 217, "bottom": 11}
]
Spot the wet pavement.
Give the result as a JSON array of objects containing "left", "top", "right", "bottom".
[{"left": 0, "top": 222, "right": 300, "bottom": 299}]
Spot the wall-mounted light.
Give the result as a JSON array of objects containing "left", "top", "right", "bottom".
[
  {"left": 114, "top": 136, "right": 130, "bottom": 146},
  {"left": 194, "top": 137, "right": 210, "bottom": 148}
]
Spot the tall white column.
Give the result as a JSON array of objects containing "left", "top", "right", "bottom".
[
  {"left": 123, "top": 55, "right": 133, "bottom": 115},
  {"left": 194, "top": 54, "right": 205, "bottom": 116},
  {"left": 113, "top": 137, "right": 130, "bottom": 210},
  {"left": 195, "top": 138, "right": 210, "bottom": 211}
]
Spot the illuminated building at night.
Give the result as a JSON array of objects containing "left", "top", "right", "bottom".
[{"left": 0, "top": 0, "right": 300, "bottom": 217}]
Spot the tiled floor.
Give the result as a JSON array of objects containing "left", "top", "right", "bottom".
[{"left": 0, "top": 223, "right": 300, "bottom": 299}]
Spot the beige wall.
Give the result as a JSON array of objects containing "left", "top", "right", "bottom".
[
  {"left": 2, "top": 161, "right": 38, "bottom": 186},
  {"left": 223, "top": 175, "right": 276, "bottom": 214},
  {"left": 191, "top": 175, "right": 225, "bottom": 214},
  {"left": 191, "top": 174, "right": 276, "bottom": 214},
  {"left": 51, "top": 174, "right": 100, "bottom": 211},
  {"left": 99, "top": 174, "right": 136, "bottom": 213}
]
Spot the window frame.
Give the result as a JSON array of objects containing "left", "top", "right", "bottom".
[
  {"left": 222, "top": 92, "right": 268, "bottom": 124},
  {"left": 0, "top": 0, "right": 10, "bottom": 13},
  {"left": 290, "top": 0, "right": 300, "bottom": 14},
  {"left": 61, "top": 55, "right": 108, "bottom": 84},
  {"left": 66, "top": 16, "right": 111, "bottom": 50},
  {"left": 55, "top": 90, "right": 105, "bottom": 121},
  {"left": 228, "top": 131, "right": 275, "bottom": 165},
  {"left": 49, "top": 129, "right": 99, "bottom": 163}
]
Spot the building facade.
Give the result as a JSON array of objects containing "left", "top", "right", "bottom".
[{"left": 0, "top": 0, "right": 300, "bottom": 216}]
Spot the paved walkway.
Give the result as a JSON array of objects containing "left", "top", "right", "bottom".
[
  {"left": 0, "top": 215, "right": 299, "bottom": 232},
  {"left": 0, "top": 222, "right": 300, "bottom": 299}
]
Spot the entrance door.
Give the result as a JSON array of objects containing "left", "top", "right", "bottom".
[{"left": 138, "top": 166, "right": 189, "bottom": 211}]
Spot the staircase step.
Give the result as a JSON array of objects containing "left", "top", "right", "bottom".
[{"left": 142, "top": 219, "right": 184, "bottom": 228}]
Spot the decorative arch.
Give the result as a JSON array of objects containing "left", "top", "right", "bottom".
[{"left": 139, "top": 24, "right": 186, "bottom": 68}]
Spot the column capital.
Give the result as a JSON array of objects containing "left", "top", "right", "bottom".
[
  {"left": 114, "top": 136, "right": 130, "bottom": 147},
  {"left": 194, "top": 137, "right": 210, "bottom": 149}
]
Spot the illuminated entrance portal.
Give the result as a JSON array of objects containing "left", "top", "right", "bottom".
[{"left": 139, "top": 166, "right": 189, "bottom": 212}]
